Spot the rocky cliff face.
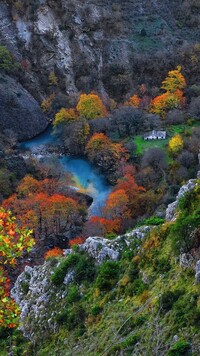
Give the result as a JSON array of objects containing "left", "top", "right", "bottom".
[
  {"left": 1, "top": 0, "right": 199, "bottom": 102},
  {"left": 11, "top": 177, "right": 200, "bottom": 340},
  {"left": 11, "top": 226, "right": 150, "bottom": 338},
  {"left": 165, "top": 179, "right": 197, "bottom": 221},
  {"left": 0, "top": 74, "right": 47, "bottom": 140}
]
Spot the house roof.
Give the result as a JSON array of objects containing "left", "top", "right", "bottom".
[{"left": 144, "top": 130, "right": 166, "bottom": 139}]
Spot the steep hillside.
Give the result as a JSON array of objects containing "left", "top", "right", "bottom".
[
  {"left": 0, "top": 74, "right": 47, "bottom": 140},
  {"left": 0, "top": 1, "right": 200, "bottom": 354},
  {"left": 1, "top": 178, "right": 199, "bottom": 355},
  {"left": 1, "top": 0, "right": 200, "bottom": 102}
]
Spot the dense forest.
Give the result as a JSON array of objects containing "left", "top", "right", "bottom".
[{"left": 0, "top": 0, "right": 200, "bottom": 355}]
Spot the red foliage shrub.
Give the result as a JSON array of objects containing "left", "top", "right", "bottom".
[
  {"left": 69, "top": 236, "right": 86, "bottom": 247},
  {"left": 44, "top": 247, "right": 64, "bottom": 259}
]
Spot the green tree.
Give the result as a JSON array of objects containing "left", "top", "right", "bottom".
[
  {"left": 170, "top": 183, "right": 200, "bottom": 254},
  {"left": 0, "top": 46, "right": 16, "bottom": 72}
]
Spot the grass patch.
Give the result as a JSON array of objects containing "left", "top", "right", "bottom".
[
  {"left": 133, "top": 121, "right": 200, "bottom": 155},
  {"left": 134, "top": 135, "right": 168, "bottom": 155}
]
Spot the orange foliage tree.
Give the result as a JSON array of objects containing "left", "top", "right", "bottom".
[
  {"left": 127, "top": 94, "right": 141, "bottom": 108},
  {"left": 86, "top": 171, "right": 146, "bottom": 235},
  {"left": 3, "top": 176, "right": 85, "bottom": 239},
  {"left": 85, "top": 133, "right": 129, "bottom": 171},
  {"left": 104, "top": 189, "right": 130, "bottom": 221},
  {"left": 151, "top": 66, "right": 186, "bottom": 118},
  {"left": 88, "top": 216, "right": 121, "bottom": 236},
  {"left": 76, "top": 93, "right": 108, "bottom": 119},
  {"left": 0, "top": 208, "right": 34, "bottom": 328},
  {"left": 151, "top": 90, "right": 185, "bottom": 118}
]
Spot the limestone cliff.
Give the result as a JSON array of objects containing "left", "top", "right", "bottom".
[
  {"left": 1, "top": 0, "right": 200, "bottom": 102},
  {"left": 0, "top": 0, "right": 199, "bottom": 137},
  {"left": 0, "top": 74, "right": 47, "bottom": 140}
]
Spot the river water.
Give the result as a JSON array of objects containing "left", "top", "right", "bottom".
[{"left": 20, "top": 127, "right": 112, "bottom": 215}]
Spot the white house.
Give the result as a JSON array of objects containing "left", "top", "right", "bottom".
[{"left": 144, "top": 130, "right": 166, "bottom": 140}]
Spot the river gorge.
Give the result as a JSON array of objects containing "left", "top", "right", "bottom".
[{"left": 20, "top": 126, "right": 112, "bottom": 216}]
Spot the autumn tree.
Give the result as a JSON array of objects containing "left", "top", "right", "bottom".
[
  {"left": 41, "top": 93, "right": 56, "bottom": 113},
  {"left": 125, "top": 94, "right": 141, "bottom": 108},
  {"left": 0, "top": 208, "right": 34, "bottom": 328},
  {"left": 168, "top": 134, "right": 184, "bottom": 156},
  {"left": 68, "top": 236, "right": 86, "bottom": 247},
  {"left": 87, "top": 216, "right": 121, "bottom": 235},
  {"left": 44, "top": 247, "right": 64, "bottom": 259},
  {"left": 151, "top": 66, "right": 186, "bottom": 118},
  {"left": 53, "top": 108, "right": 78, "bottom": 128},
  {"left": 85, "top": 133, "right": 129, "bottom": 172},
  {"left": 76, "top": 93, "right": 108, "bottom": 120},
  {"left": 151, "top": 90, "right": 185, "bottom": 118},
  {"left": 85, "top": 172, "right": 146, "bottom": 235},
  {"left": 3, "top": 176, "right": 86, "bottom": 239},
  {"left": 113, "top": 173, "right": 146, "bottom": 219},
  {"left": 104, "top": 189, "right": 130, "bottom": 221},
  {"left": 161, "top": 66, "right": 186, "bottom": 93},
  {"left": 17, "top": 175, "right": 40, "bottom": 198},
  {"left": 48, "top": 71, "right": 58, "bottom": 86}
]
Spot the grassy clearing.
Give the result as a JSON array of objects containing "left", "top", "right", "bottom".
[
  {"left": 133, "top": 121, "right": 200, "bottom": 155},
  {"left": 134, "top": 135, "right": 168, "bottom": 155}
]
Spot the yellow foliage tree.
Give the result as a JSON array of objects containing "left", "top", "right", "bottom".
[
  {"left": 48, "top": 71, "right": 58, "bottom": 86},
  {"left": 168, "top": 134, "right": 184, "bottom": 155},
  {"left": 151, "top": 66, "right": 186, "bottom": 118},
  {"left": 76, "top": 93, "right": 107, "bottom": 120},
  {"left": 53, "top": 108, "right": 78, "bottom": 127},
  {"left": 41, "top": 93, "right": 55, "bottom": 113},
  {"left": 161, "top": 65, "right": 186, "bottom": 93}
]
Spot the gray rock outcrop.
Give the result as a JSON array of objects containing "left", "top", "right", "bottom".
[
  {"left": 0, "top": 75, "right": 48, "bottom": 140},
  {"left": 79, "top": 226, "right": 151, "bottom": 264},
  {"left": 0, "top": 1, "right": 199, "bottom": 101},
  {"left": 11, "top": 262, "right": 59, "bottom": 338},
  {"left": 0, "top": 0, "right": 199, "bottom": 138},
  {"left": 166, "top": 179, "right": 197, "bottom": 221},
  {"left": 180, "top": 253, "right": 194, "bottom": 268},
  {"left": 80, "top": 236, "right": 120, "bottom": 263},
  {"left": 195, "top": 260, "right": 200, "bottom": 284},
  {"left": 11, "top": 226, "right": 150, "bottom": 338}
]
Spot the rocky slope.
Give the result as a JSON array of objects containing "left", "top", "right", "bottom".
[
  {"left": 9, "top": 178, "right": 200, "bottom": 354},
  {"left": 11, "top": 226, "right": 150, "bottom": 338},
  {"left": 0, "top": 0, "right": 199, "bottom": 139},
  {"left": 0, "top": 74, "right": 47, "bottom": 140},
  {"left": 1, "top": 0, "right": 200, "bottom": 102}
]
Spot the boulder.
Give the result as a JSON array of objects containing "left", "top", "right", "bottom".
[
  {"left": 79, "top": 226, "right": 151, "bottom": 264},
  {"left": 80, "top": 236, "right": 120, "bottom": 264},
  {"left": 166, "top": 179, "right": 197, "bottom": 221},
  {"left": 0, "top": 75, "right": 48, "bottom": 140},
  {"left": 180, "top": 253, "right": 193, "bottom": 268}
]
